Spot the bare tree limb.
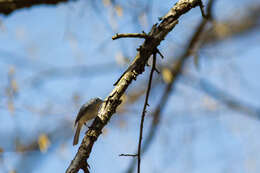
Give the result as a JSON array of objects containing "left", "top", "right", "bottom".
[
  {"left": 65, "top": 0, "right": 204, "bottom": 172},
  {"left": 0, "top": 0, "right": 68, "bottom": 15}
]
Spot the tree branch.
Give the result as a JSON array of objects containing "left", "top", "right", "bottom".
[
  {"left": 0, "top": 0, "right": 68, "bottom": 15},
  {"left": 112, "top": 33, "right": 147, "bottom": 40},
  {"left": 119, "top": 154, "right": 138, "bottom": 157},
  {"left": 65, "top": 0, "right": 203, "bottom": 172}
]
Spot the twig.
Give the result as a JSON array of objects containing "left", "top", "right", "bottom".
[
  {"left": 112, "top": 33, "right": 147, "bottom": 40},
  {"left": 119, "top": 154, "right": 138, "bottom": 157},
  {"left": 137, "top": 53, "right": 156, "bottom": 173},
  {"left": 198, "top": 0, "right": 206, "bottom": 18},
  {"left": 156, "top": 48, "right": 164, "bottom": 59}
]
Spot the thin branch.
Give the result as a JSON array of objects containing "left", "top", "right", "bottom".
[
  {"left": 112, "top": 33, "right": 147, "bottom": 40},
  {"left": 198, "top": 0, "right": 206, "bottom": 18},
  {"left": 137, "top": 53, "right": 156, "bottom": 173},
  {"left": 156, "top": 48, "right": 164, "bottom": 59},
  {"left": 66, "top": 1, "right": 203, "bottom": 172},
  {"left": 119, "top": 154, "right": 138, "bottom": 157}
]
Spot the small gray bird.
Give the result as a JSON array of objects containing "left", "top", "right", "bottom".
[{"left": 73, "top": 97, "right": 103, "bottom": 146}]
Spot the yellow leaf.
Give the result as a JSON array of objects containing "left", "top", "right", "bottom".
[
  {"left": 162, "top": 68, "right": 173, "bottom": 84},
  {"left": 38, "top": 134, "right": 50, "bottom": 153},
  {"left": 115, "top": 5, "right": 123, "bottom": 17}
]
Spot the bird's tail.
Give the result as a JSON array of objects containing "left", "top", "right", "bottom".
[{"left": 73, "top": 124, "right": 82, "bottom": 146}]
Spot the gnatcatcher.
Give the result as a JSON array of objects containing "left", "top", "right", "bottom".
[{"left": 73, "top": 97, "right": 103, "bottom": 145}]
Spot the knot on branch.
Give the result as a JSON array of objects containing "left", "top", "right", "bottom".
[{"left": 86, "top": 129, "right": 101, "bottom": 139}]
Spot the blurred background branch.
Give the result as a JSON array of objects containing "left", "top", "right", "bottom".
[{"left": 0, "top": 0, "right": 69, "bottom": 15}]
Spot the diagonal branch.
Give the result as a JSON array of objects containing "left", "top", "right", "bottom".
[{"left": 65, "top": 0, "right": 204, "bottom": 172}]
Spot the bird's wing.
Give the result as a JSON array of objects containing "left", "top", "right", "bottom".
[{"left": 74, "top": 103, "right": 90, "bottom": 126}]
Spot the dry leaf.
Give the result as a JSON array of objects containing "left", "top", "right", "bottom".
[
  {"left": 162, "top": 68, "right": 173, "bottom": 84},
  {"left": 38, "top": 134, "right": 50, "bottom": 153}
]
